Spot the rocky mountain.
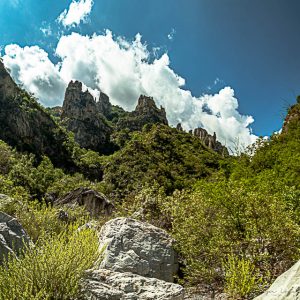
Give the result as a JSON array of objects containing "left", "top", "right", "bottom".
[
  {"left": 177, "top": 123, "right": 228, "bottom": 156},
  {"left": 116, "top": 95, "right": 168, "bottom": 131},
  {"left": 0, "top": 60, "right": 73, "bottom": 167},
  {"left": 282, "top": 96, "right": 300, "bottom": 133},
  {"left": 61, "top": 81, "right": 113, "bottom": 154}
]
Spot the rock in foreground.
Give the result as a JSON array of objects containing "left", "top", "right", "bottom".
[
  {"left": 254, "top": 259, "right": 300, "bottom": 300},
  {"left": 0, "top": 211, "right": 30, "bottom": 263},
  {"left": 98, "top": 217, "right": 179, "bottom": 282},
  {"left": 84, "top": 269, "right": 184, "bottom": 300}
]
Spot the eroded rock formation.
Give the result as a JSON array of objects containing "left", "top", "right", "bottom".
[
  {"left": 117, "top": 95, "right": 168, "bottom": 131},
  {"left": 61, "top": 81, "right": 113, "bottom": 153},
  {"left": 0, "top": 61, "right": 74, "bottom": 166},
  {"left": 54, "top": 187, "right": 114, "bottom": 217}
]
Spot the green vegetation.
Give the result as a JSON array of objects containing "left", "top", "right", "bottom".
[
  {"left": 0, "top": 226, "right": 99, "bottom": 300},
  {"left": 1, "top": 96, "right": 300, "bottom": 298}
]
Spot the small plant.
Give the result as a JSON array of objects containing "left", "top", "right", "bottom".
[
  {"left": 0, "top": 225, "right": 99, "bottom": 300},
  {"left": 223, "top": 253, "right": 265, "bottom": 299}
]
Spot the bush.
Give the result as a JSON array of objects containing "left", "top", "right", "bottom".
[
  {"left": 165, "top": 175, "right": 300, "bottom": 293},
  {"left": 223, "top": 254, "right": 267, "bottom": 299},
  {"left": 16, "top": 200, "right": 89, "bottom": 242},
  {"left": 0, "top": 226, "right": 99, "bottom": 300}
]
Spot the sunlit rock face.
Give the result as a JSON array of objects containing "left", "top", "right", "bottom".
[
  {"left": 0, "top": 61, "right": 73, "bottom": 167},
  {"left": 61, "top": 80, "right": 113, "bottom": 154},
  {"left": 116, "top": 95, "right": 168, "bottom": 131}
]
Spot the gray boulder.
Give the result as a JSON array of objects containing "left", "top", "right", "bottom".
[
  {"left": 98, "top": 217, "right": 179, "bottom": 282},
  {"left": 83, "top": 269, "right": 184, "bottom": 300},
  {"left": 0, "top": 211, "right": 30, "bottom": 263},
  {"left": 55, "top": 187, "right": 114, "bottom": 218},
  {"left": 254, "top": 260, "right": 300, "bottom": 300}
]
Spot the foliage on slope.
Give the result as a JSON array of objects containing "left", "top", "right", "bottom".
[{"left": 101, "top": 124, "right": 222, "bottom": 201}]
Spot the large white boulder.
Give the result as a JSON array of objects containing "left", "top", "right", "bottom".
[
  {"left": 84, "top": 269, "right": 184, "bottom": 300},
  {"left": 254, "top": 260, "right": 300, "bottom": 300},
  {"left": 98, "top": 217, "right": 179, "bottom": 282}
]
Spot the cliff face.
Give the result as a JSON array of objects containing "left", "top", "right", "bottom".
[
  {"left": 176, "top": 123, "right": 228, "bottom": 155},
  {"left": 117, "top": 95, "right": 168, "bottom": 131},
  {"left": 61, "top": 81, "right": 113, "bottom": 153},
  {"left": 282, "top": 97, "right": 300, "bottom": 133},
  {"left": 0, "top": 60, "right": 73, "bottom": 167},
  {"left": 97, "top": 91, "right": 112, "bottom": 118}
]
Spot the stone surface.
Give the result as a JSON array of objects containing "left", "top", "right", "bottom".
[
  {"left": 61, "top": 81, "right": 113, "bottom": 153},
  {"left": 0, "top": 60, "right": 74, "bottom": 167},
  {"left": 254, "top": 260, "right": 300, "bottom": 300},
  {"left": 193, "top": 127, "right": 228, "bottom": 156},
  {"left": 98, "top": 217, "right": 178, "bottom": 282},
  {"left": 0, "top": 211, "right": 30, "bottom": 263},
  {"left": 83, "top": 269, "right": 184, "bottom": 300},
  {"left": 55, "top": 187, "right": 114, "bottom": 217},
  {"left": 117, "top": 95, "right": 168, "bottom": 131},
  {"left": 282, "top": 100, "right": 300, "bottom": 133},
  {"left": 97, "top": 91, "right": 112, "bottom": 118}
]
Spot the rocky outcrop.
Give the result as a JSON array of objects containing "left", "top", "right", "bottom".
[
  {"left": 282, "top": 98, "right": 300, "bottom": 133},
  {"left": 97, "top": 92, "right": 112, "bottom": 118},
  {"left": 193, "top": 127, "right": 228, "bottom": 155},
  {"left": 117, "top": 95, "right": 168, "bottom": 131},
  {"left": 61, "top": 81, "right": 113, "bottom": 153},
  {"left": 176, "top": 123, "right": 183, "bottom": 131},
  {"left": 0, "top": 61, "right": 74, "bottom": 167},
  {"left": 176, "top": 122, "right": 228, "bottom": 155},
  {"left": 84, "top": 269, "right": 184, "bottom": 300},
  {"left": 98, "top": 217, "right": 178, "bottom": 282},
  {"left": 0, "top": 60, "right": 19, "bottom": 100},
  {"left": 0, "top": 211, "right": 30, "bottom": 263},
  {"left": 82, "top": 217, "right": 184, "bottom": 299},
  {"left": 254, "top": 259, "right": 300, "bottom": 300},
  {"left": 54, "top": 187, "right": 114, "bottom": 217}
]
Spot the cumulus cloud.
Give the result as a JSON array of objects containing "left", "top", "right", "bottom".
[
  {"left": 1, "top": 31, "right": 257, "bottom": 149},
  {"left": 2, "top": 44, "right": 66, "bottom": 106},
  {"left": 57, "top": 0, "right": 93, "bottom": 28}
]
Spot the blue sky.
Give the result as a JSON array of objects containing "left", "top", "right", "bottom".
[{"left": 1, "top": 0, "right": 300, "bottom": 148}]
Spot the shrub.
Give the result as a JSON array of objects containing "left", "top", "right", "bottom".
[
  {"left": 16, "top": 200, "right": 89, "bottom": 242},
  {"left": 165, "top": 175, "right": 300, "bottom": 293},
  {"left": 0, "top": 226, "right": 99, "bottom": 300},
  {"left": 223, "top": 253, "right": 267, "bottom": 299}
]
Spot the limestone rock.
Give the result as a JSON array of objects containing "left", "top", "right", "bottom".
[
  {"left": 98, "top": 217, "right": 178, "bottom": 282},
  {"left": 0, "top": 61, "right": 74, "bottom": 167},
  {"left": 254, "top": 260, "right": 300, "bottom": 300},
  {"left": 83, "top": 269, "right": 184, "bottom": 300},
  {"left": 176, "top": 123, "right": 183, "bottom": 131},
  {"left": 193, "top": 127, "right": 228, "bottom": 156},
  {"left": 0, "top": 60, "right": 19, "bottom": 100},
  {"left": 61, "top": 81, "right": 113, "bottom": 153},
  {"left": 54, "top": 187, "right": 114, "bottom": 217},
  {"left": 282, "top": 100, "right": 300, "bottom": 133},
  {"left": 97, "top": 91, "right": 112, "bottom": 118},
  {"left": 117, "top": 95, "right": 168, "bottom": 131},
  {"left": 0, "top": 211, "right": 30, "bottom": 263}
]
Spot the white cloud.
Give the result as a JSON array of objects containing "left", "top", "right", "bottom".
[
  {"left": 40, "top": 23, "right": 52, "bottom": 37},
  {"left": 1, "top": 31, "right": 257, "bottom": 149},
  {"left": 167, "top": 28, "right": 176, "bottom": 41},
  {"left": 57, "top": 0, "right": 93, "bottom": 28},
  {"left": 2, "top": 44, "right": 66, "bottom": 106}
]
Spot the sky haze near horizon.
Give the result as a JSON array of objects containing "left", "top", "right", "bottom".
[{"left": 0, "top": 0, "right": 300, "bottom": 148}]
